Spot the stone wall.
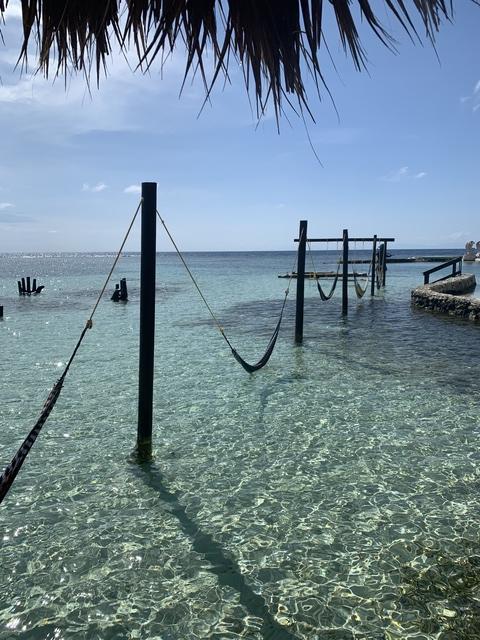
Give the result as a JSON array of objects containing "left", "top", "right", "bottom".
[{"left": 411, "top": 274, "right": 480, "bottom": 321}]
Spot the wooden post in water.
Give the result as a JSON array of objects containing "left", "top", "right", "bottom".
[
  {"left": 295, "top": 220, "right": 308, "bottom": 344},
  {"left": 382, "top": 241, "right": 388, "bottom": 287},
  {"left": 137, "top": 182, "right": 157, "bottom": 461},
  {"left": 17, "top": 281, "right": 22, "bottom": 296},
  {"left": 342, "top": 229, "right": 349, "bottom": 315},
  {"left": 377, "top": 243, "right": 384, "bottom": 289},
  {"left": 370, "top": 235, "right": 377, "bottom": 297},
  {"left": 120, "top": 278, "right": 128, "bottom": 301},
  {"left": 21, "top": 278, "right": 26, "bottom": 294}
]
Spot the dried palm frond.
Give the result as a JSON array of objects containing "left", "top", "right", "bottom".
[{"left": 0, "top": 1, "right": 458, "bottom": 117}]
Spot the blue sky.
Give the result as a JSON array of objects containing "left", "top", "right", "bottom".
[{"left": 0, "top": 1, "right": 479, "bottom": 252}]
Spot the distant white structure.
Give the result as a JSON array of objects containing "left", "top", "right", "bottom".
[{"left": 464, "top": 241, "right": 476, "bottom": 262}]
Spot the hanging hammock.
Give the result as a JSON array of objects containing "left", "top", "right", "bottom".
[
  {"left": 307, "top": 241, "right": 340, "bottom": 302},
  {"left": 157, "top": 210, "right": 301, "bottom": 373},
  {"left": 353, "top": 270, "right": 369, "bottom": 298},
  {"left": 352, "top": 256, "right": 373, "bottom": 299},
  {"left": 316, "top": 264, "right": 341, "bottom": 301},
  {"left": 231, "top": 303, "right": 285, "bottom": 373}
]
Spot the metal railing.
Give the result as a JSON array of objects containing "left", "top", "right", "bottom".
[{"left": 423, "top": 256, "right": 463, "bottom": 285}]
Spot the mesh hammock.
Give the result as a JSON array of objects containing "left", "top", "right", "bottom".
[
  {"left": 353, "top": 258, "right": 373, "bottom": 299},
  {"left": 353, "top": 270, "right": 369, "bottom": 298},
  {"left": 231, "top": 316, "right": 282, "bottom": 373},
  {"left": 229, "top": 294, "right": 288, "bottom": 373},
  {"left": 0, "top": 377, "right": 64, "bottom": 504},
  {"left": 316, "top": 264, "right": 341, "bottom": 301}
]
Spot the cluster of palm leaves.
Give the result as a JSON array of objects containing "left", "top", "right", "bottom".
[{"left": 0, "top": 1, "right": 456, "bottom": 116}]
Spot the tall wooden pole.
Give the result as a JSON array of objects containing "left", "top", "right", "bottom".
[
  {"left": 370, "top": 235, "right": 377, "bottom": 297},
  {"left": 295, "top": 220, "right": 307, "bottom": 344},
  {"left": 342, "top": 229, "right": 348, "bottom": 316},
  {"left": 137, "top": 182, "right": 157, "bottom": 461},
  {"left": 382, "top": 241, "right": 388, "bottom": 287}
]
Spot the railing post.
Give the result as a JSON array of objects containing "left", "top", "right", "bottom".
[
  {"left": 295, "top": 220, "right": 308, "bottom": 344},
  {"left": 342, "top": 229, "right": 348, "bottom": 315},
  {"left": 137, "top": 182, "right": 157, "bottom": 461},
  {"left": 370, "top": 235, "right": 377, "bottom": 297}
]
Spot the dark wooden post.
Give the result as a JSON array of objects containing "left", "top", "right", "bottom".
[
  {"left": 377, "top": 244, "right": 384, "bottom": 289},
  {"left": 295, "top": 220, "right": 308, "bottom": 344},
  {"left": 26, "top": 277, "right": 31, "bottom": 294},
  {"left": 0, "top": 306, "right": 3, "bottom": 319},
  {"left": 370, "top": 235, "right": 377, "bottom": 297},
  {"left": 342, "top": 229, "right": 348, "bottom": 315},
  {"left": 120, "top": 278, "right": 128, "bottom": 301},
  {"left": 32, "top": 278, "right": 37, "bottom": 293},
  {"left": 382, "top": 241, "right": 388, "bottom": 287},
  {"left": 137, "top": 182, "right": 157, "bottom": 461},
  {"left": 17, "top": 281, "right": 22, "bottom": 296},
  {"left": 21, "top": 278, "right": 26, "bottom": 294}
]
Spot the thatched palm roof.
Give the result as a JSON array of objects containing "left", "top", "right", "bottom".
[{"left": 0, "top": 1, "right": 456, "bottom": 117}]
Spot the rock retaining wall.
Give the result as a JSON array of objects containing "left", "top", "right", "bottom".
[{"left": 411, "top": 274, "right": 480, "bottom": 321}]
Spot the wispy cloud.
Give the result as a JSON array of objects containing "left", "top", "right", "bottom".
[
  {"left": 383, "top": 166, "right": 409, "bottom": 182},
  {"left": 461, "top": 80, "right": 480, "bottom": 113},
  {"left": 382, "top": 166, "right": 426, "bottom": 182},
  {"left": 82, "top": 182, "right": 108, "bottom": 193},
  {"left": 124, "top": 184, "right": 141, "bottom": 194},
  {"left": 0, "top": 202, "right": 14, "bottom": 210},
  {"left": 448, "top": 231, "right": 470, "bottom": 241}
]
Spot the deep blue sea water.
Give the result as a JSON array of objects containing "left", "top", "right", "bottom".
[{"left": 1, "top": 250, "right": 479, "bottom": 639}]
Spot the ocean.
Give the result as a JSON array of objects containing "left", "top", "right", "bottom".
[{"left": 1, "top": 250, "right": 479, "bottom": 639}]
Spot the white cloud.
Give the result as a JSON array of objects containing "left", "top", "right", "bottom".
[
  {"left": 0, "top": 202, "right": 14, "bottom": 210},
  {"left": 383, "top": 166, "right": 409, "bottom": 182},
  {"left": 124, "top": 184, "right": 141, "bottom": 194},
  {"left": 382, "top": 167, "right": 426, "bottom": 182},
  {"left": 461, "top": 80, "right": 480, "bottom": 113},
  {"left": 82, "top": 182, "right": 107, "bottom": 193}
]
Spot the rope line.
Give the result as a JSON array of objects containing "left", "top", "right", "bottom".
[
  {"left": 155, "top": 210, "right": 234, "bottom": 349},
  {"left": 0, "top": 199, "right": 142, "bottom": 506},
  {"left": 156, "top": 209, "right": 301, "bottom": 372}
]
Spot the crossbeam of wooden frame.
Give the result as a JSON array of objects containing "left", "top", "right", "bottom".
[{"left": 294, "top": 237, "right": 395, "bottom": 242}]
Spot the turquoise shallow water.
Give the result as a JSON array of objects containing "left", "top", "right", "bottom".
[{"left": 1, "top": 250, "right": 479, "bottom": 640}]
